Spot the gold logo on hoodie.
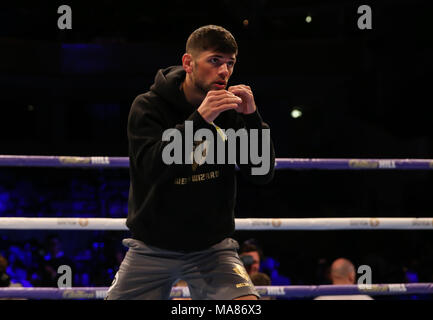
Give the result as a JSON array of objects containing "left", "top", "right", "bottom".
[{"left": 233, "top": 264, "right": 251, "bottom": 288}]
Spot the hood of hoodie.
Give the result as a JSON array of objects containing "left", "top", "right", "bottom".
[{"left": 150, "top": 65, "right": 195, "bottom": 116}]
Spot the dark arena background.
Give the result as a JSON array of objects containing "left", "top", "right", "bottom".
[{"left": 1, "top": 0, "right": 433, "bottom": 303}]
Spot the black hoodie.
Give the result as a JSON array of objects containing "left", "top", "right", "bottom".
[{"left": 126, "top": 66, "right": 275, "bottom": 251}]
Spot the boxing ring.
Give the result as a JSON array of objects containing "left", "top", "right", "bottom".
[{"left": 1, "top": 155, "right": 433, "bottom": 299}]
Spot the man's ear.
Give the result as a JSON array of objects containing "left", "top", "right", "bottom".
[
  {"left": 349, "top": 271, "right": 356, "bottom": 284},
  {"left": 182, "top": 53, "right": 193, "bottom": 73}
]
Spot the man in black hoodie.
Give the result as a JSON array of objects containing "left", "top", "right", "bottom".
[{"left": 106, "top": 25, "right": 275, "bottom": 300}]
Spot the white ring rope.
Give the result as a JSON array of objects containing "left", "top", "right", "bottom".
[{"left": 1, "top": 217, "right": 432, "bottom": 230}]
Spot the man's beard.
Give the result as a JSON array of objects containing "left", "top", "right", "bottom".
[
  {"left": 191, "top": 69, "right": 222, "bottom": 95},
  {"left": 192, "top": 76, "right": 211, "bottom": 95}
]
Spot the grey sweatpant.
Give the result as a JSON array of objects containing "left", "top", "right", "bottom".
[{"left": 106, "top": 237, "right": 259, "bottom": 300}]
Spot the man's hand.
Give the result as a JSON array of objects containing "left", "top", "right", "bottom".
[
  {"left": 197, "top": 90, "right": 242, "bottom": 123},
  {"left": 228, "top": 85, "right": 256, "bottom": 115}
]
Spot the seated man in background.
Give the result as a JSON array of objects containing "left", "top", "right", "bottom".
[
  {"left": 37, "top": 235, "right": 74, "bottom": 287},
  {"left": 238, "top": 240, "right": 263, "bottom": 276},
  {"left": 250, "top": 272, "right": 273, "bottom": 300},
  {"left": 314, "top": 258, "right": 373, "bottom": 300}
]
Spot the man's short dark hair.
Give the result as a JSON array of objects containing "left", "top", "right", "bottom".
[
  {"left": 250, "top": 272, "right": 271, "bottom": 286},
  {"left": 239, "top": 239, "right": 264, "bottom": 261},
  {"left": 186, "top": 25, "right": 238, "bottom": 57}
]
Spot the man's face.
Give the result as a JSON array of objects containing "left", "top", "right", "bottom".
[
  {"left": 190, "top": 50, "right": 236, "bottom": 94},
  {"left": 240, "top": 251, "right": 260, "bottom": 275}
]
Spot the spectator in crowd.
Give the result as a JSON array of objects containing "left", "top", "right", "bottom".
[
  {"left": 239, "top": 239, "right": 291, "bottom": 285},
  {"left": 0, "top": 255, "right": 11, "bottom": 287},
  {"left": 37, "top": 235, "right": 75, "bottom": 287},
  {"left": 239, "top": 239, "right": 263, "bottom": 276},
  {"left": 250, "top": 272, "right": 271, "bottom": 286},
  {"left": 250, "top": 272, "right": 273, "bottom": 300},
  {"left": 314, "top": 258, "right": 373, "bottom": 300}
]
